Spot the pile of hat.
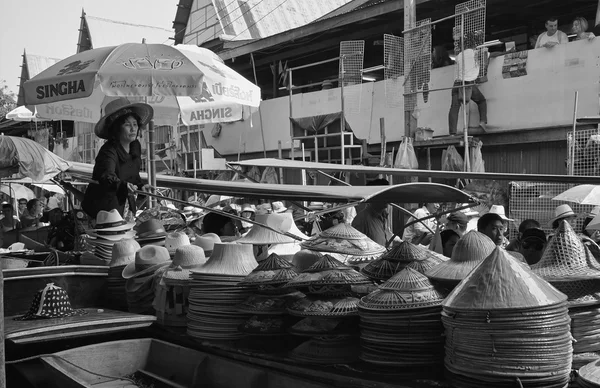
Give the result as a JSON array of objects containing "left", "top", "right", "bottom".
[
  {"left": 106, "top": 239, "right": 140, "bottom": 311},
  {"left": 83, "top": 210, "right": 136, "bottom": 265},
  {"left": 236, "top": 213, "right": 308, "bottom": 262},
  {"left": 425, "top": 230, "right": 497, "bottom": 293},
  {"left": 300, "top": 223, "right": 385, "bottom": 267},
  {"left": 443, "top": 247, "right": 572, "bottom": 388},
  {"left": 285, "top": 254, "right": 373, "bottom": 365},
  {"left": 135, "top": 206, "right": 187, "bottom": 231},
  {"left": 164, "top": 232, "right": 191, "bottom": 258},
  {"left": 187, "top": 242, "right": 258, "bottom": 341},
  {"left": 361, "top": 241, "right": 446, "bottom": 283},
  {"left": 530, "top": 220, "right": 600, "bottom": 368},
  {"left": 358, "top": 267, "right": 446, "bottom": 371},
  {"left": 122, "top": 245, "right": 171, "bottom": 314},
  {"left": 154, "top": 244, "right": 207, "bottom": 327},
  {"left": 134, "top": 219, "right": 168, "bottom": 247},
  {"left": 236, "top": 253, "right": 303, "bottom": 337}
]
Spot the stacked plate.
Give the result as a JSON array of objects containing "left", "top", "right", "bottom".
[
  {"left": 187, "top": 243, "right": 258, "bottom": 341},
  {"left": 530, "top": 220, "right": 600, "bottom": 368},
  {"left": 361, "top": 241, "right": 445, "bottom": 282},
  {"left": 443, "top": 247, "right": 572, "bottom": 388},
  {"left": 285, "top": 254, "right": 372, "bottom": 365},
  {"left": 358, "top": 267, "right": 446, "bottom": 367},
  {"left": 236, "top": 253, "right": 303, "bottom": 336},
  {"left": 300, "top": 223, "right": 385, "bottom": 266}
]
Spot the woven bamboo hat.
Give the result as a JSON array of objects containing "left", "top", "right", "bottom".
[
  {"left": 361, "top": 241, "right": 444, "bottom": 281},
  {"left": 163, "top": 245, "right": 207, "bottom": 281},
  {"left": 192, "top": 233, "right": 221, "bottom": 256},
  {"left": 288, "top": 295, "right": 361, "bottom": 317},
  {"left": 292, "top": 250, "right": 323, "bottom": 272},
  {"left": 359, "top": 267, "right": 445, "bottom": 311},
  {"left": 109, "top": 238, "right": 141, "bottom": 267},
  {"left": 238, "top": 253, "right": 299, "bottom": 287},
  {"left": 443, "top": 248, "right": 566, "bottom": 311},
  {"left": 531, "top": 220, "right": 600, "bottom": 281},
  {"left": 425, "top": 230, "right": 496, "bottom": 284},
  {"left": 165, "top": 232, "right": 190, "bottom": 256},
  {"left": 236, "top": 213, "right": 308, "bottom": 244},
  {"left": 300, "top": 223, "right": 386, "bottom": 256},
  {"left": 286, "top": 254, "right": 371, "bottom": 288},
  {"left": 193, "top": 242, "right": 258, "bottom": 276}
]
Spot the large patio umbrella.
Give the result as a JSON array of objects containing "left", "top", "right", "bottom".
[
  {"left": 23, "top": 43, "right": 261, "bottom": 189},
  {"left": 553, "top": 185, "right": 600, "bottom": 205},
  {"left": 0, "top": 183, "right": 35, "bottom": 201}
]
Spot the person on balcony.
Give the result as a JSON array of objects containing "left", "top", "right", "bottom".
[
  {"left": 535, "top": 17, "right": 568, "bottom": 49},
  {"left": 448, "top": 31, "right": 487, "bottom": 135},
  {"left": 432, "top": 46, "right": 454, "bottom": 69},
  {"left": 572, "top": 17, "right": 596, "bottom": 41}
]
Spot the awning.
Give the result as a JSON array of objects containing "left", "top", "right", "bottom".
[
  {"left": 67, "top": 162, "right": 475, "bottom": 204},
  {"left": 229, "top": 158, "right": 600, "bottom": 185}
]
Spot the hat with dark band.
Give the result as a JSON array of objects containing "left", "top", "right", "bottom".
[{"left": 95, "top": 98, "right": 153, "bottom": 140}]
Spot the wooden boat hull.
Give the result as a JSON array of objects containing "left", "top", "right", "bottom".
[{"left": 41, "top": 338, "right": 332, "bottom": 388}]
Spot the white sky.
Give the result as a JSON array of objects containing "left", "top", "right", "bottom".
[{"left": 0, "top": 0, "right": 181, "bottom": 96}]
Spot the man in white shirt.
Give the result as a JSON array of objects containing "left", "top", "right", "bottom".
[
  {"left": 448, "top": 31, "right": 487, "bottom": 135},
  {"left": 402, "top": 203, "right": 439, "bottom": 245},
  {"left": 535, "top": 17, "right": 568, "bottom": 49}
]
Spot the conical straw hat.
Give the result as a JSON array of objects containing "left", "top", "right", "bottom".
[
  {"left": 292, "top": 250, "right": 323, "bottom": 272},
  {"left": 236, "top": 213, "right": 307, "bottom": 245},
  {"left": 193, "top": 242, "right": 258, "bottom": 276},
  {"left": 358, "top": 267, "right": 445, "bottom": 311},
  {"left": 531, "top": 220, "right": 600, "bottom": 281},
  {"left": 443, "top": 248, "right": 567, "bottom": 311},
  {"left": 286, "top": 254, "right": 371, "bottom": 288},
  {"left": 300, "top": 223, "right": 386, "bottom": 256},
  {"left": 238, "top": 253, "right": 299, "bottom": 286},
  {"left": 425, "top": 230, "right": 496, "bottom": 283},
  {"left": 362, "top": 242, "right": 444, "bottom": 280}
]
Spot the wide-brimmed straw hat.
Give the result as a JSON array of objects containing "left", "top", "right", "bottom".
[
  {"left": 193, "top": 242, "right": 258, "bottom": 276},
  {"left": 425, "top": 230, "right": 496, "bottom": 284},
  {"left": 531, "top": 220, "right": 600, "bottom": 281},
  {"left": 135, "top": 219, "right": 167, "bottom": 241},
  {"left": 549, "top": 204, "right": 576, "bottom": 226},
  {"left": 236, "top": 213, "right": 307, "bottom": 245},
  {"left": 122, "top": 245, "right": 171, "bottom": 279},
  {"left": 164, "top": 232, "right": 190, "bottom": 256},
  {"left": 271, "top": 201, "right": 288, "bottom": 213},
  {"left": 92, "top": 209, "right": 136, "bottom": 232},
  {"left": 109, "top": 239, "right": 141, "bottom": 267},
  {"left": 193, "top": 233, "right": 221, "bottom": 256},
  {"left": 443, "top": 247, "right": 566, "bottom": 311},
  {"left": 487, "top": 205, "right": 514, "bottom": 222},
  {"left": 162, "top": 245, "right": 207, "bottom": 281},
  {"left": 95, "top": 98, "right": 153, "bottom": 140},
  {"left": 459, "top": 203, "right": 480, "bottom": 217}
]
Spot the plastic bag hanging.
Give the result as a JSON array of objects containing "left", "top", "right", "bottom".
[
  {"left": 441, "top": 145, "right": 464, "bottom": 171},
  {"left": 260, "top": 166, "right": 279, "bottom": 184},
  {"left": 394, "top": 137, "right": 419, "bottom": 169},
  {"left": 469, "top": 139, "right": 485, "bottom": 173}
]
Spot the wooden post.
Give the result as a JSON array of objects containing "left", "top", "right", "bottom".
[
  {"left": 0, "top": 268, "right": 6, "bottom": 388},
  {"left": 426, "top": 147, "right": 432, "bottom": 182},
  {"left": 404, "top": 0, "right": 417, "bottom": 138},
  {"left": 277, "top": 140, "right": 284, "bottom": 184},
  {"left": 379, "top": 118, "right": 386, "bottom": 167}
]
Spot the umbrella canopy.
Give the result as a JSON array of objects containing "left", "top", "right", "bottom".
[
  {"left": 553, "top": 185, "right": 600, "bottom": 205},
  {"left": 0, "top": 135, "right": 71, "bottom": 181},
  {"left": 23, "top": 43, "right": 260, "bottom": 126},
  {"left": 0, "top": 184, "right": 35, "bottom": 201},
  {"left": 5, "top": 106, "right": 49, "bottom": 122}
]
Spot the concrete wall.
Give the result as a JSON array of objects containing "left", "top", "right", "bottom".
[{"left": 196, "top": 39, "right": 600, "bottom": 157}]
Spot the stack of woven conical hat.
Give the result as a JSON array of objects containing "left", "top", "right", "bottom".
[
  {"left": 286, "top": 254, "right": 371, "bottom": 289},
  {"left": 187, "top": 243, "right": 258, "bottom": 341},
  {"left": 238, "top": 253, "right": 299, "bottom": 289},
  {"left": 361, "top": 241, "right": 445, "bottom": 282},
  {"left": 425, "top": 230, "right": 496, "bottom": 287},
  {"left": 300, "top": 223, "right": 385, "bottom": 258},
  {"left": 236, "top": 213, "right": 308, "bottom": 245},
  {"left": 358, "top": 268, "right": 446, "bottom": 367},
  {"left": 442, "top": 247, "right": 572, "bottom": 388},
  {"left": 531, "top": 220, "right": 600, "bottom": 368}
]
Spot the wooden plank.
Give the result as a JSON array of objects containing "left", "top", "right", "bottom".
[{"left": 5, "top": 309, "right": 155, "bottom": 344}]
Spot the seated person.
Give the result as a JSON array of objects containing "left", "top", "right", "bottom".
[
  {"left": 21, "top": 199, "right": 45, "bottom": 229},
  {"left": 477, "top": 213, "right": 506, "bottom": 246},
  {"left": 535, "top": 17, "right": 569, "bottom": 48},
  {"left": 506, "top": 219, "right": 541, "bottom": 252},
  {"left": 402, "top": 203, "right": 439, "bottom": 245},
  {"left": 202, "top": 211, "right": 238, "bottom": 238},
  {"left": 445, "top": 212, "right": 469, "bottom": 237},
  {"left": 441, "top": 229, "right": 460, "bottom": 258},
  {"left": 518, "top": 228, "right": 547, "bottom": 266},
  {"left": 1, "top": 203, "right": 21, "bottom": 232},
  {"left": 572, "top": 17, "right": 596, "bottom": 41}
]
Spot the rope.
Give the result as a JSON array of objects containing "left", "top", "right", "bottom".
[{"left": 6, "top": 354, "right": 136, "bottom": 384}]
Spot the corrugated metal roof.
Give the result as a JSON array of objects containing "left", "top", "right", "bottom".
[
  {"left": 85, "top": 15, "right": 174, "bottom": 48},
  {"left": 214, "top": 0, "right": 354, "bottom": 41}
]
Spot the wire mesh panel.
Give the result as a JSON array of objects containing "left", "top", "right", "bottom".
[
  {"left": 403, "top": 19, "right": 431, "bottom": 111},
  {"left": 568, "top": 128, "right": 600, "bottom": 176},
  {"left": 454, "top": 0, "right": 487, "bottom": 78},
  {"left": 339, "top": 40, "right": 365, "bottom": 115},
  {"left": 384, "top": 34, "right": 403, "bottom": 108},
  {"left": 508, "top": 182, "right": 593, "bottom": 239}
]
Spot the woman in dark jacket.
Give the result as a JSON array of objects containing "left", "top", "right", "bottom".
[{"left": 82, "top": 98, "right": 153, "bottom": 219}]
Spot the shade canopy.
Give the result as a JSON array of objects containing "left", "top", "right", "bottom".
[{"left": 0, "top": 135, "right": 71, "bottom": 181}]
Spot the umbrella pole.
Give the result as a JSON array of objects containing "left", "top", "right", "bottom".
[
  {"left": 0, "top": 267, "right": 5, "bottom": 388},
  {"left": 148, "top": 119, "right": 157, "bottom": 207}
]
